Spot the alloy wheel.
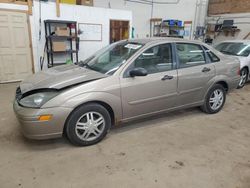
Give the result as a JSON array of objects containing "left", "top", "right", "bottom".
[
  {"left": 239, "top": 69, "right": 248, "bottom": 87},
  {"left": 75, "top": 112, "right": 105, "bottom": 142},
  {"left": 209, "top": 89, "right": 224, "bottom": 111}
]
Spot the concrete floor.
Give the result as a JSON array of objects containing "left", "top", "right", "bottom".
[{"left": 0, "top": 83, "right": 250, "bottom": 188}]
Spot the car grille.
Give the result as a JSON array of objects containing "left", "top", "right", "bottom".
[{"left": 16, "top": 87, "right": 22, "bottom": 102}]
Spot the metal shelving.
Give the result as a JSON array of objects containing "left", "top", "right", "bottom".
[
  {"left": 44, "top": 20, "right": 79, "bottom": 68},
  {"left": 150, "top": 18, "right": 184, "bottom": 38}
]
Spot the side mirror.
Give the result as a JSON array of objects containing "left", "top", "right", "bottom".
[{"left": 129, "top": 68, "right": 148, "bottom": 77}]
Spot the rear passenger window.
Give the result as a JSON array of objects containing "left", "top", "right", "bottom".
[
  {"left": 176, "top": 43, "right": 206, "bottom": 68},
  {"left": 134, "top": 44, "right": 173, "bottom": 74},
  {"left": 203, "top": 46, "right": 220, "bottom": 62}
]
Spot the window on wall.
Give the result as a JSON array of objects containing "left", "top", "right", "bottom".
[
  {"left": 134, "top": 43, "right": 173, "bottom": 74},
  {"left": 110, "top": 20, "right": 129, "bottom": 44},
  {"left": 176, "top": 43, "right": 206, "bottom": 68}
]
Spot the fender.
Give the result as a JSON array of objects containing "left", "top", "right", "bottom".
[
  {"left": 60, "top": 91, "right": 122, "bottom": 122},
  {"left": 203, "top": 75, "right": 230, "bottom": 99}
]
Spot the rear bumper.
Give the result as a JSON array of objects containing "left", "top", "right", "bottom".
[
  {"left": 228, "top": 77, "right": 241, "bottom": 91},
  {"left": 13, "top": 100, "right": 73, "bottom": 140}
]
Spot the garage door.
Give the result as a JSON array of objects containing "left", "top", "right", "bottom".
[{"left": 0, "top": 10, "right": 33, "bottom": 83}]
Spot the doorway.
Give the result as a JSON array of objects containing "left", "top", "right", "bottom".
[
  {"left": 110, "top": 20, "right": 129, "bottom": 44},
  {"left": 0, "top": 10, "right": 33, "bottom": 83}
]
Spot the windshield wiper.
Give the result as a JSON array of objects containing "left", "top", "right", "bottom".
[
  {"left": 78, "top": 56, "right": 95, "bottom": 66},
  {"left": 81, "top": 63, "right": 94, "bottom": 71},
  {"left": 220, "top": 50, "right": 234, "bottom": 55}
]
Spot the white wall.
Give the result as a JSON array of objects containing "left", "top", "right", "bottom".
[
  {"left": 0, "top": 1, "right": 132, "bottom": 72},
  {"left": 206, "top": 13, "right": 250, "bottom": 44},
  {"left": 94, "top": 0, "right": 208, "bottom": 39},
  {"left": 0, "top": 3, "right": 28, "bottom": 11}
]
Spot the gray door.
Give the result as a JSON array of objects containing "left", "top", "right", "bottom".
[
  {"left": 120, "top": 43, "right": 178, "bottom": 120},
  {"left": 175, "top": 43, "right": 216, "bottom": 106}
]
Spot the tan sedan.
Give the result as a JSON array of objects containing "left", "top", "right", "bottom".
[{"left": 14, "top": 38, "right": 240, "bottom": 146}]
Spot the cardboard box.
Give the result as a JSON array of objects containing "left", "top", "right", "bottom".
[
  {"left": 55, "top": 27, "right": 70, "bottom": 36},
  {"left": 52, "top": 41, "right": 66, "bottom": 52},
  {"left": 77, "top": 0, "right": 93, "bottom": 6}
]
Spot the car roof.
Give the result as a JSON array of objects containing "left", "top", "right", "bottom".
[
  {"left": 216, "top": 40, "right": 250, "bottom": 44},
  {"left": 127, "top": 37, "right": 204, "bottom": 45}
]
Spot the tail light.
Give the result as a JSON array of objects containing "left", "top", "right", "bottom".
[{"left": 237, "top": 67, "right": 241, "bottom": 75}]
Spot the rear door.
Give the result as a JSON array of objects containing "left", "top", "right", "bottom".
[
  {"left": 120, "top": 43, "right": 178, "bottom": 120},
  {"left": 175, "top": 42, "right": 216, "bottom": 106}
]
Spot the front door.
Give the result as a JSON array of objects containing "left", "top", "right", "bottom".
[
  {"left": 120, "top": 43, "right": 178, "bottom": 120},
  {"left": 175, "top": 43, "right": 216, "bottom": 106},
  {"left": 0, "top": 10, "right": 33, "bottom": 83}
]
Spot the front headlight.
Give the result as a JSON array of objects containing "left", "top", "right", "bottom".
[{"left": 19, "top": 91, "right": 58, "bottom": 108}]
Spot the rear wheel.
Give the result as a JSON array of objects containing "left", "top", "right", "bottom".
[
  {"left": 65, "top": 103, "right": 111, "bottom": 146},
  {"left": 201, "top": 84, "right": 226, "bottom": 114},
  {"left": 237, "top": 68, "right": 248, "bottom": 89}
]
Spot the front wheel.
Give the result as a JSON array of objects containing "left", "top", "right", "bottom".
[
  {"left": 201, "top": 84, "right": 226, "bottom": 114},
  {"left": 65, "top": 103, "right": 111, "bottom": 146},
  {"left": 237, "top": 68, "right": 248, "bottom": 89}
]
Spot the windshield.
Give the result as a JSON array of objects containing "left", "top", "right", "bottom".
[
  {"left": 215, "top": 42, "right": 250, "bottom": 57},
  {"left": 79, "top": 41, "right": 143, "bottom": 75}
]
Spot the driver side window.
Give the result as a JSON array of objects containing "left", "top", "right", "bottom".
[{"left": 134, "top": 43, "right": 173, "bottom": 74}]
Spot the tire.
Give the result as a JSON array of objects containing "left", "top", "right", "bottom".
[
  {"left": 237, "top": 68, "right": 248, "bottom": 89},
  {"left": 65, "top": 103, "right": 111, "bottom": 146},
  {"left": 201, "top": 84, "right": 226, "bottom": 114}
]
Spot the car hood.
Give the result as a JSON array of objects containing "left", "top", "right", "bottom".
[
  {"left": 235, "top": 56, "right": 248, "bottom": 62},
  {"left": 20, "top": 64, "right": 107, "bottom": 93}
]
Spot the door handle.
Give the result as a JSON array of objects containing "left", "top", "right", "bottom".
[
  {"left": 202, "top": 67, "right": 211, "bottom": 72},
  {"left": 161, "top": 75, "right": 174, "bottom": 81}
]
